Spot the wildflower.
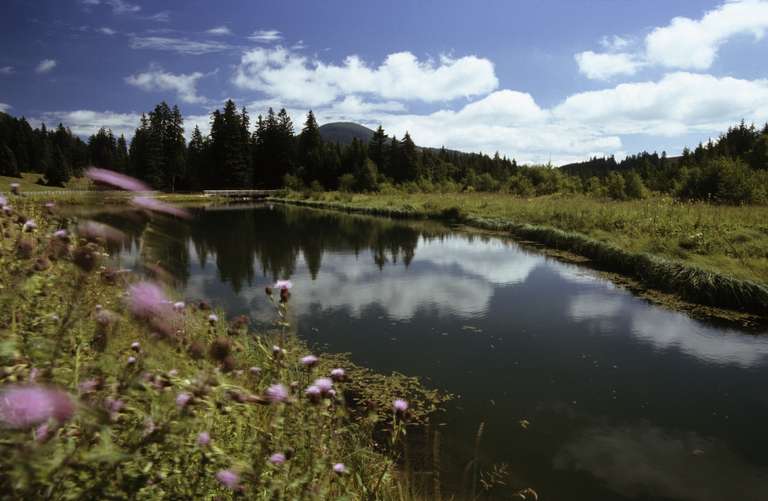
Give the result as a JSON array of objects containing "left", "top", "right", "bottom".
[
  {"left": 86, "top": 167, "right": 150, "bottom": 192},
  {"left": 188, "top": 341, "right": 205, "bottom": 360},
  {"left": 34, "top": 423, "right": 50, "bottom": 443},
  {"left": 130, "top": 341, "right": 141, "bottom": 352},
  {"left": 44, "top": 201, "right": 55, "bottom": 213},
  {"left": 264, "top": 286, "right": 273, "bottom": 296},
  {"left": 249, "top": 366, "right": 261, "bottom": 376},
  {"left": 313, "top": 378, "right": 333, "bottom": 396},
  {"left": 265, "top": 384, "right": 288, "bottom": 403},
  {"left": 333, "top": 463, "right": 347, "bottom": 474},
  {"left": 127, "top": 356, "right": 137, "bottom": 365},
  {"left": 215, "top": 469, "right": 239, "bottom": 490},
  {"left": 300, "top": 355, "right": 318, "bottom": 368},
  {"left": 127, "top": 281, "right": 169, "bottom": 320},
  {"left": 274, "top": 280, "right": 292, "bottom": 290},
  {"left": 280, "top": 288, "right": 291, "bottom": 303},
  {"left": 22, "top": 220, "right": 37, "bottom": 232},
  {"left": 0, "top": 195, "right": 6, "bottom": 206},
  {"left": 173, "top": 301, "right": 185, "bottom": 312},
  {"left": 33, "top": 257, "right": 51, "bottom": 271},
  {"left": 53, "top": 229, "right": 68, "bottom": 240},
  {"left": 330, "top": 368, "right": 346, "bottom": 382},
  {"left": 221, "top": 356, "right": 236, "bottom": 373},
  {"left": 105, "top": 397, "right": 124, "bottom": 419},
  {"left": 16, "top": 238, "right": 35, "bottom": 259},
  {"left": 305, "top": 385, "right": 322, "bottom": 404},
  {"left": 176, "top": 392, "right": 191, "bottom": 409},
  {"left": 131, "top": 196, "right": 190, "bottom": 219},
  {"left": 197, "top": 431, "right": 211, "bottom": 447},
  {"left": 10, "top": 182, "right": 20, "bottom": 195},
  {"left": 393, "top": 399, "right": 409, "bottom": 414},
  {"left": 208, "top": 313, "right": 218, "bottom": 324},
  {"left": 3, "top": 205, "right": 12, "bottom": 215},
  {"left": 167, "top": 369, "right": 178, "bottom": 377},
  {"left": 95, "top": 309, "right": 118, "bottom": 327},
  {"left": 0, "top": 386, "right": 75, "bottom": 428},
  {"left": 270, "top": 452, "right": 286, "bottom": 465}
]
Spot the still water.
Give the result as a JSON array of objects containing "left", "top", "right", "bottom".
[{"left": 106, "top": 204, "right": 768, "bottom": 500}]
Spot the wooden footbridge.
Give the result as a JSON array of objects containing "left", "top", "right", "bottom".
[{"left": 202, "top": 189, "right": 286, "bottom": 199}]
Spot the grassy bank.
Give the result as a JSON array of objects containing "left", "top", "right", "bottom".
[
  {"left": 0, "top": 197, "right": 451, "bottom": 499},
  {"left": 272, "top": 192, "right": 768, "bottom": 318}
]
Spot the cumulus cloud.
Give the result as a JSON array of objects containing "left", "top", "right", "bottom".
[
  {"left": 0, "top": 103, "right": 11, "bottom": 113},
  {"left": 233, "top": 47, "right": 499, "bottom": 106},
  {"left": 126, "top": 67, "right": 207, "bottom": 104},
  {"left": 98, "top": 27, "right": 117, "bottom": 35},
  {"left": 206, "top": 26, "right": 231, "bottom": 36},
  {"left": 574, "top": 51, "right": 643, "bottom": 80},
  {"left": 577, "top": 0, "right": 768, "bottom": 79},
  {"left": 248, "top": 29, "right": 282, "bottom": 43},
  {"left": 107, "top": 0, "right": 140, "bottom": 14},
  {"left": 36, "top": 59, "right": 57, "bottom": 74},
  {"left": 553, "top": 72, "right": 768, "bottom": 136},
  {"left": 130, "top": 36, "right": 232, "bottom": 55}
]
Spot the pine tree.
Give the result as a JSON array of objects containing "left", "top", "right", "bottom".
[
  {"left": 45, "top": 145, "right": 70, "bottom": 186},
  {"left": 368, "top": 125, "right": 387, "bottom": 172},
  {"left": 398, "top": 132, "right": 419, "bottom": 182},
  {"left": 298, "top": 111, "right": 323, "bottom": 183},
  {"left": 0, "top": 143, "right": 19, "bottom": 177}
]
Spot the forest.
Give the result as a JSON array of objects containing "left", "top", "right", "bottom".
[{"left": 1, "top": 101, "right": 767, "bottom": 204}]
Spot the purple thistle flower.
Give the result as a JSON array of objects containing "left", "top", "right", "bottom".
[
  {"left": 128, "top": 281, "right": 170, "bottom": 320},
  {"left": 10, "top": 183, "right": 20, "bottom": 195},
  {"left": 2, "top": 206, "right": 12, "bottom": 215},
  {"left": 270, "top": 452, "right": 286, "bottom": 465},
  {"left": 249, "top": 366, "right": 261, "bottom": 376},
  {"left": 215, "top": 469, "right": 239, "bottom": 489},
  {"left": 173, "top": 301, "right": 185, "bottom": 312},
  {"left": 86, "top": 167, "right": 150, "bottom": 192},
  {"left": 127, "top": 356, "right": 137, "bottom": 365},
  {"left": 34, "top": 423, "right": 50, "bottom": 443},
  {"left": 300, "top": 355, "right": 318, "bottom": 368},
  {"left": 265, "top": 384, "right": 288, "bottom": 403},
  {"left": 274, "top": 279, "right": 292, "bottom": 290},
  {"left": 330, "top": 368, "right": 346, "bottom": 382},
  {"left": 305, "top": 385, "right": 322, "bottom": 403},
  {"left": 197, "top": 431, "right": 211, "bottom": 447},
  {"left": 130, "top": 341, "right": 141, "bottom": 352},
  {"left": 313, "top": 378, "right": 333, "bottom": 395},
  {"left": 105, "top": 397, "right": 124, "bottom": 415},
  {"left": 208, "top": 313, "right": 218, "bottom": 324},
  {"left": 333, "top": 463, "right": 347, "bottom": 474},
  {"left": 176, "top": 392, "right": 191, "bottom": 408},
  {"left": 131, "top": 196, "right": 191, "bottom": 219},
  {"left": 0, "top": 386, "right": 75, "bottom": 428},
  {"left": 393, "top": 399, "right": 409, "bottom": 413},
  {"left": 53, "top": 229, "right": 68, "bottom": 239},
  {"left": 22, "top": 220, "right": 37, "bottom": 232}
]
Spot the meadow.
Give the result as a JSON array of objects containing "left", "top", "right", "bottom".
[{"left": 0, "top": 189, "right": 464, "bottom": 499}]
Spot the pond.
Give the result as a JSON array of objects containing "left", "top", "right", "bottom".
[{"left": 104, "top": 203, "right": 768, "bottom": 500}]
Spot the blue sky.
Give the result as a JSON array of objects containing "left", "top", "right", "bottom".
[{"left": 1, "top": 0, "right": 768, "bottom": 164}]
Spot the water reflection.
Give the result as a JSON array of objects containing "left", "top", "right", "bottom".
[{"left": 97, "top": 204, "right": 768, "bottom": 501}]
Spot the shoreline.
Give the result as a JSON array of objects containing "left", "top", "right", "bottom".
[{"left": 266, "top": 195, "right": 768, "bottom": 325}]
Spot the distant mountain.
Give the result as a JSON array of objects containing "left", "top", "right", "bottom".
[{"left": 318, "top": 122, "right": 376, "bottom": 145}]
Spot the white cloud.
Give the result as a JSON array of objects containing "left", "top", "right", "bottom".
[
  {"left": 36, "top": 59, "right": 57, "bottom": 74},
  {"left": 34, "top": 110, "right": 141, "bottom": 139},
  {"left": 574, "top": 51, "right": 643, "bottom": 80},
  {"left": 0, "top": 103, "right": 11, "bottom": 113},
  {"left": 145, "top": 11, "right": 170, "bottom": 23},
  {"left": 233, "top": 47, "right": 499, "bottom": 106},
  {"left": 98, "top": 27, "right": 117, "bottom": 35},
  {"left": 553, "top": 72, "right": 768, "bottom": 136},
  {"left": 291, "top": 40, "right": 307, "bottom": 50},
  {"left": 330, "top": 95, "right": 406, "bottom": 115},
  {"left": 646, "top": 0, "right": 768, "bottom": 70},
  {"left": 248, "top": 29, "right": 282, "bottom": 43},
  {"left": 0, "top": 66, "right": 14, "bottom": 75},
  {"left": 126, "top": 67, "right": 207, "bottom": 104},
  {"left": 578, "top": 0, "right": 768, "bottom": 79},
  {"left": 130, "top": 36, "right": 232, "bottom": 55},
  {"left": 206, "top": 26, "right": 231, "bottom": 36}
]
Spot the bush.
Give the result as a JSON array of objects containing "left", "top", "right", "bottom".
[
  {"left": 338, "top": 173, "right": 355, "bottom": 192},
  {"left": 606, "top": 172, "right": 627, "bottom": 200}
]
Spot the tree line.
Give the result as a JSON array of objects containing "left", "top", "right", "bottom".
[{"left": 1, "top": 102, "right": 767, "bottom": 204}]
